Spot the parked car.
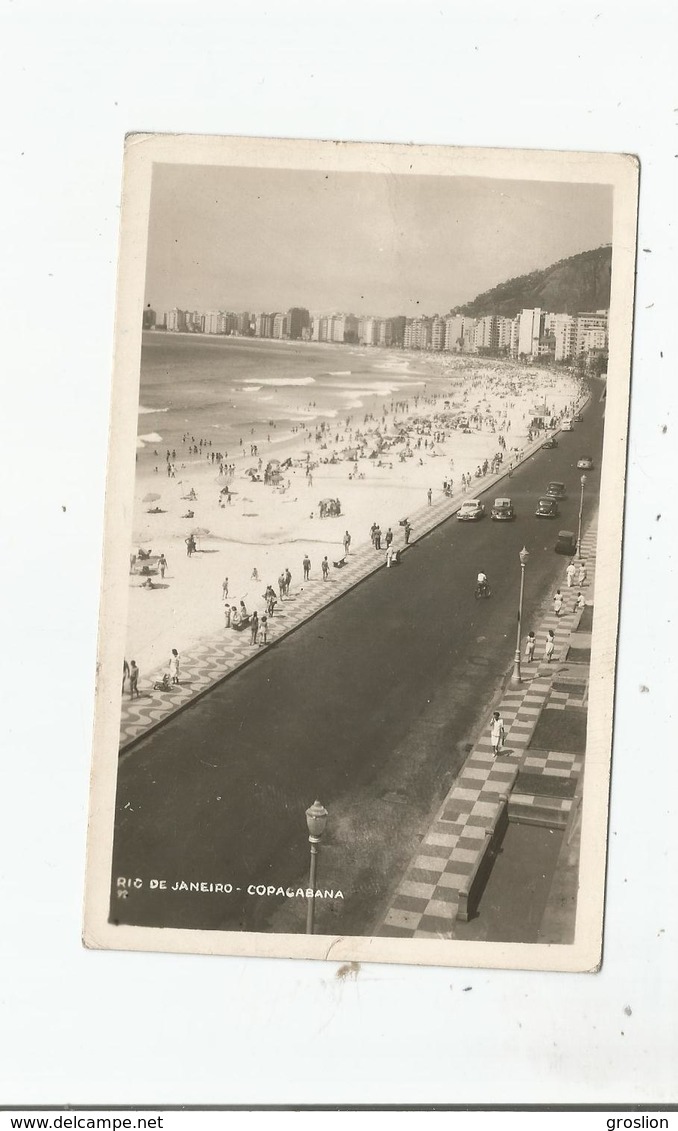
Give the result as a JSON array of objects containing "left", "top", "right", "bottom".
[
  {"left": 491, "top": 497, "right": 515, "bottom": 521},
  {"left": 577, "top": 456, "right": 594, "bottom": 469},
  {"left": 457, "top": 499, "right": 485, "bottom": 521},
  {"left": 555, "top": 529, "right": 577, "bottom": 555},
  {"left": 561, "top": 419, "right": 574, "bottom": 432},
  {"left": 542, "top": 437, "right": 558, "bottom": 449},
  {"left": 535, "top": 496, "right": 559, "bottom": 518}
]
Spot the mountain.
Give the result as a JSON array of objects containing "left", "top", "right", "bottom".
[{"left": 455, "top": 246, "right": 612, "bottom": 318}]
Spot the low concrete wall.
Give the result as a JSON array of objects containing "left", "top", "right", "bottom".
[{"left": 457, "top": 798, "right": 509, "bottom": 922}]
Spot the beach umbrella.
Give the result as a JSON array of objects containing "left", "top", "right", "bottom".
[
  {"left": 143, "top": 491, "right": 161, "bottom": 503},
  {"left": 190, "top": 527, "right": 210, "bottom": 538}
]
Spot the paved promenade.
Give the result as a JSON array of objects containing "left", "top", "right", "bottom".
[
  {"left": 376, "top": 519, "right": 597, "bottom": 939},
  {"left": 118, "top": 422, "right": 569, "bottom": 752}
]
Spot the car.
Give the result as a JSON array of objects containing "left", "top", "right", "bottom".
[
  {"left": 535, "top": 496, "right": 559, "bottom": 518},
  {"left": 561, "top": 419, "right": 574, "bottom": 432},
  {"left": 546, "top": 481, "right": 566, "bottom": 499},
  {"left": 542, "top": 437, "right": 558, "bottom": 449},
  {"left": 574, "top": 412, "right": 584, "bottom": 422},
  {"left": 457, "top": 499, "right": 485, "bottom": 521},
  {"left": 577, "top": 456, "right": 594, "bottom": 469},
  {"left": 491, "top": 497, "right": 515, "bottom": 521},
  {"left": 555, "top": 529, "right": 577, "bottom": 555}
]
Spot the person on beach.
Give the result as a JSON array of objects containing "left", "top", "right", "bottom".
[
  {"left": 169, "top": 649, "right": 180, "bottom": 685},
  {"left": 158, "top": 554, "right": 167, "bottom": 580},
  {"left": 251, "top": 567, "right": 259, "bottom": 581},
  {"left": 427, "top": 488, "right": 433, "bottom": 505},
  {"left": 322, "top": 556, "right": 329, "bottom": 580},
  {"left": 566, "top": 560, "right": 576, "bottom": 588},
  {"left": 224, "top": 605, "right": 231, "bottom": 628},
  {"left": 404, "top": 520, "right": 412, "bottom": 544},
  {"left": 122, "top": 659, "right": 130, "bottom": 693},
  {"left": 222, "top": 577, "right": 229, "bottom": 600},
  {"left": 553, "top": 590, "right": 564, "bottom": 617},
  {"left": 250, "top": 611, "right": 259, "bottom": 645},
  {"left": 278, "top": 572, "right": 286, "bottom": 600},
  {"left": 544, "top": 630, "right": 555, "bottom": 663},
  {"left": 303, "top": 554, "right": 311, "bottom": 581},
  {"left": 239, "top": 600, "right": 248, "bottom": 620},
  {"left": 129, "top": 660, "right": 139, "bottom": 699},
  {"left": 185, "top": 535, "right": 196, "bottom": 557},
  {"left": 490, "top": 711, "right": 505, "bottom": 757},
  {"left": 343, "top": 531, "right": 351, "bottom": 556},
  {"left": 525, "top": 631, "right": 536, "bottom": 664}
]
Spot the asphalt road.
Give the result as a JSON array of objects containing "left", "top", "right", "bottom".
[{"left": 111, "top": 381, "right": 603, "bottom": 936}]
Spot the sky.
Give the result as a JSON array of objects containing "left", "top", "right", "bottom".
[{"left": 144, "top": 164, "right": 613, "bottom": 317}]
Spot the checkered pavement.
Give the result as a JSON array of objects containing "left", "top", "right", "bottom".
[{"left": 377, "top": 519, "right": 597, "bottom": 939}]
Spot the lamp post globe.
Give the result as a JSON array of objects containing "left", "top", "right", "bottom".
[{"left": 305, "top": 800, "right": 328, "bottom": 935}]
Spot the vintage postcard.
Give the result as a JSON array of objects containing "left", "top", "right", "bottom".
[{"left": 84, "top": 134, "right": 638, "bottom": 970}]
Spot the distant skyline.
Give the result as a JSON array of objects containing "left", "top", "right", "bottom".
[{"left": 144, "top": 165, "right": 613, "bottom": 317}]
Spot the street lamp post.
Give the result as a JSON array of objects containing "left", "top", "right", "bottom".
[
  {"left": 577, "top": 474, "right": 587, "bottom": 559},
  {"left": 305, "top": 799, "right": 328, "bottom": 935},
  {"left": 511, "top": 546, "right": 530, "bottom": 686}
]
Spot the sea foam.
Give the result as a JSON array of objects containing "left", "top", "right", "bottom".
[{"left": 240, "top": 376, "right": 316, "bottom": 387}]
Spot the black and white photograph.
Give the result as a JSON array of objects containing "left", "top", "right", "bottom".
[{"left": 84, "top": 134, "right": 638, "bottom": 971}]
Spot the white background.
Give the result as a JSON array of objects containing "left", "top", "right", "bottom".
[{"left": 0, "top": 0, "right": 676, "bottom": 1107}]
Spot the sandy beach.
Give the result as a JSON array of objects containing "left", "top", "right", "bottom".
[{"left": 126, "top": 348, "right": 581, "bottom": 679}]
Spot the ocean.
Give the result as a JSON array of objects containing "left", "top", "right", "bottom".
[{"left": 136, "top": 332, "right": 429, "bottom": 465}]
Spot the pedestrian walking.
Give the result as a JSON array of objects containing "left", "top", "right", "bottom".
[
  {"left": 122, "top": 658, "right": 130, "bottom": 693},
  {"left": 553, "top": 590, "right": 564, "bottom": 617},
  {"left": 374, "top": 525, "right": 381, "bottom": 550},
  {"left": 385, "top": 527, "right": 393, "bottom": 548},
  {"left": 169, "top": 648, "right": 180, "bottom": 685},
  {"left": 303, "top": 554, "right": 311, "bottom": 581},
  {"left": 278, "top": 572, "right": 286, "bottom": 599},
  {"left": 259, "top": 614, "right": 268, "bottom": 645},
  {"left": 129, "top": 660, "right": 139, "bottom": 699},
  {"left": 427, "top": 487, "right": 433, "bottom": 505},
  {"left": 525, "top": 631, "right": 536, "bottom": 663},
  {"left": 404, "top": 520, "right": 412, "bottom": 544},
  {"left": 385, "top": 546, "right": 394, "bottom": 568},
  {"left": 322, "top": 556, "right": 329, "bottom": 580},
  {"left": 284, "top": 568, "right": 292, "bottom": 596},
  {"left": 566, "top": 561, "right": 576, "bottom": 588},
  {"left": 490, "top": 711, "right": 505, "bottom": 757},
  {"left": 343, "top": 530, "right": 351, "bottom": 555},
  {"left": 250, "top": 611, "right": 259, "bottom": 645},
  {"left": 544, "top": 630, "right": 555, "bottom": 663},
  {"left": 158, "top": 553, "right": 168, "bottom": 579},
  {"left": 577, "top": 562, "right": 587, "bottom": 586}
]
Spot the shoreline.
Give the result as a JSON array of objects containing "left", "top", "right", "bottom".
[{"left": 126, "top": 355, "right": 582, "bottom": 679}]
